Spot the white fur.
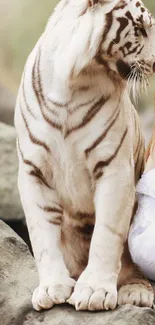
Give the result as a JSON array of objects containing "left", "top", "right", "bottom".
[{"left": 15, "top": 0, "right": 155, "bottom": 311}]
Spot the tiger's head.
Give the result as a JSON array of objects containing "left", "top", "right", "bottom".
[
  {"left": 94, "top": 0, "right": 155, "bottom": 92},
  {"left": 51, "top": 0, "right": 155, "bottom": 94}
]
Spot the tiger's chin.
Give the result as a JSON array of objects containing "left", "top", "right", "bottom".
[
  {"left": 115, "top": 59, "right": 150, "bottom": 99},
  {"left": 116, "top": 60, "right": 132, "bottom": 80},
  {"left": 116, "top": 59, "right": 150, "bottom": 80}
]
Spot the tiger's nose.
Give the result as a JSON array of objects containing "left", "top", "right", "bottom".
[{"left": 153, "top": 62, "right": 155, "bottom": 73}]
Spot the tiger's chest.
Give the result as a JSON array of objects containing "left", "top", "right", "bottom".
[
  {"left": 38, "top": 90, "right": 128, "bottom": 215},
  {"left": 41, "top": 94, "right": 124, "bottom": 214},
  {"left": 49, "top": 135, "right": 94, "bottom": 215}
]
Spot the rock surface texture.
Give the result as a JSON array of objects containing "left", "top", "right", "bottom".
[
  {"left": 0, "top": 220, "right": 155, "bottom": 325},
  {"left": 0, "top": 84, "right": 15, "bottom": 125},
  {"left": 0, "top": 122, "right": 23, "bottom": 221}
]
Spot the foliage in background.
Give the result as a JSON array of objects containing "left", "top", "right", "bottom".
[
  {"left": 0, "top": 0, "right": 155, "bottom": 110},
  {"left": 0, "top": 0, "right": 57, "bottom": 90}
]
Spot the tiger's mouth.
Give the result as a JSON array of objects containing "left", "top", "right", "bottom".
[
  {"left": 116, "top": 60, "right": 132, "bottom": 80},
  {"left": 116, "top": 59, "right": 152, "bottom": 83},
  {"left": 116, "top": 59, "right": 151, "bottom": 97}
]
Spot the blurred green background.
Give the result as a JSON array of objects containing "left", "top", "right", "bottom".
[{"left": 0, "top": 0, "right": 155, "bottom": 134}]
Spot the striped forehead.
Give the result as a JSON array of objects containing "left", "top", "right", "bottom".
[{"left": 115, "top": 0, "right": 153, "bottom": 27}]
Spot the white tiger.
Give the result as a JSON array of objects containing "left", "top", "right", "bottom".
[{"left": 15, "top": 0, "right": 155, "bottom": 311}]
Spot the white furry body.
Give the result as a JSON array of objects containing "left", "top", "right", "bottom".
[{"left": 15, "top": 0, "right": 154, "bottom": 311}]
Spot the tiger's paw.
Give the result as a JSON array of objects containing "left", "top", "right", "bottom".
[
  {"left": 118, "top": 283, "right": 154, "bottom": 308},
  {"left": 67, "top": 267, "right": 117, "bottom": 311},
  {"left": 32, "top": 278, "right": 75, "bottom": 311},
  {"left": 68, "top": 285, "right": 117, "bottom": 311}
]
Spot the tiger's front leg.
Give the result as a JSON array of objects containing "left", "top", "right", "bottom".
[
  {"left": 68, "top": 165, "right": 135, "bottom": 311},
  {"left": 18, "top": 162, "right": 75, "bottom": 311}
]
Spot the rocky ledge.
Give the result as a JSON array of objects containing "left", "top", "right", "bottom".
[
  {"left": 0, "top": 220, "right": 155, "bottom": 325},
  {"left": 0, "top": 122, "right": 23, "bottom": 221},
  {"left": 0, "top": 122, "right": 31, "bottom": 248}
]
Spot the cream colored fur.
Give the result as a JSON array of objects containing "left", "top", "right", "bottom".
[{"left": 15, "top": 0, "right": 155, "bottom": 311}]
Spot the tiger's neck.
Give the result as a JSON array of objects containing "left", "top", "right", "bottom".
[
  {"left": 44, "top": 64, "right": 127, "bottom": 138},
  {"left": 48, "top": 62, "right": 125, "bottom": 110}
]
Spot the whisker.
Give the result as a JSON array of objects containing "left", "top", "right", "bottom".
[{"left": 126, "top": 61, "right": 150, "bottom": 104}]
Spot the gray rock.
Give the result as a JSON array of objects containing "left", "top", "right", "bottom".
[
  {"left": 0, "top": 220, "right": 155, "bottom": 325},
  {"left": 0, "top": 122, "right": 24, "bottom": 221},
  {"left": 0, "top": 220, "right": 37, "bottom": 325},
  {"left": 0, "top": 84, "right": 15, "bottom": 125},
  {"left": 23, "top": 305, "right": 155, "bottom": 325}
]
